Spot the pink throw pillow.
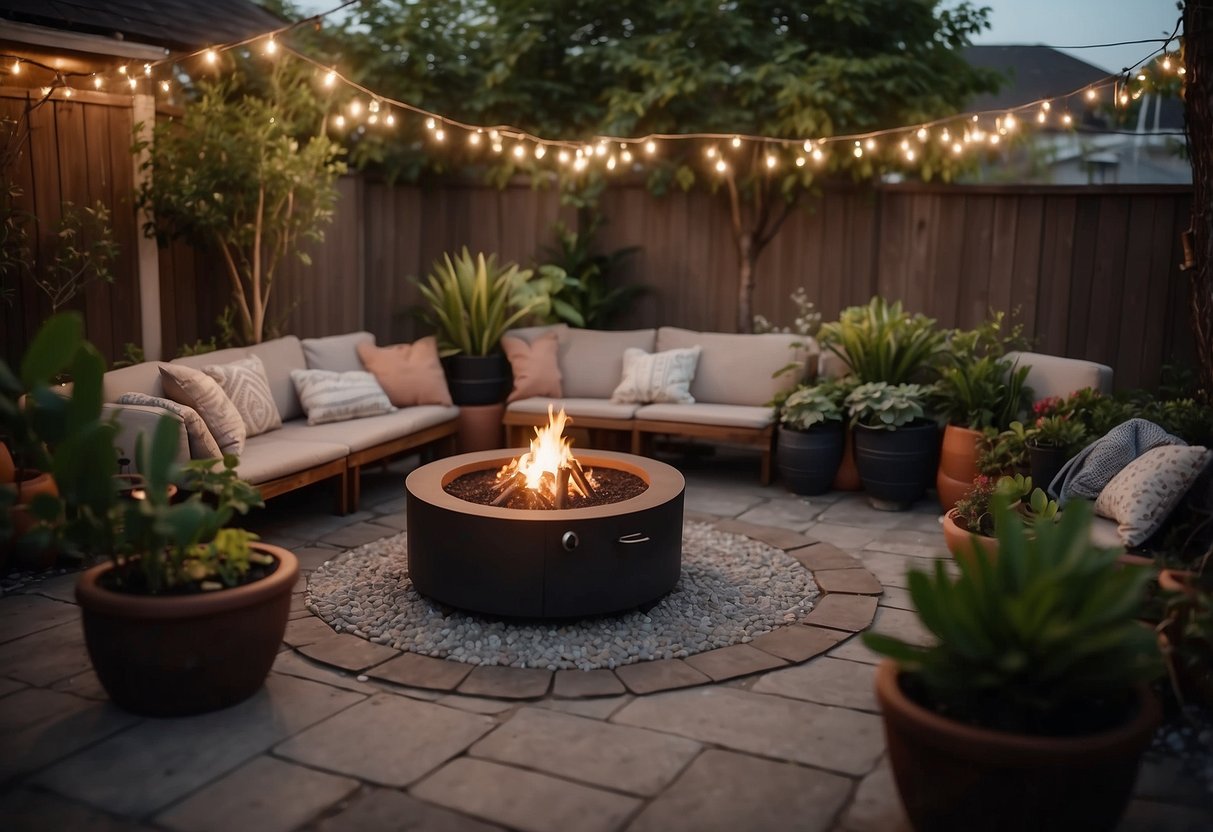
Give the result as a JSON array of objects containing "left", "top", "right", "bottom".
[
  {"left": 356, "top": 337, "right": 453, "bottom": 407},
  {"left": 502, "top": 332, "right": 563, "bottom": 403}
]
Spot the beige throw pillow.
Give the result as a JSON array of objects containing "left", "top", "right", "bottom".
[
  {"left": 203, "top": 355, "right": 283, "bottom": 437},
  {"left": 290, "top": 369, "right": 395, "bottom": 425},
  {"left": 116, "top": 392, "right": 223, "bottom": 460},
  {"left": 611, "top": 346, "right": 701, "bottom": 405},
  {"left": 502, "top": 331, "right": 562, "bottom": 403},
  {"left": 1094, "top": 444, "right": 1212, "bottom": 547},
  {"left": 356, "top": 337, "right": 453, "bottom": 407},
  {"left": 160, "top": 364, "right": 247, "bottom": 455}
]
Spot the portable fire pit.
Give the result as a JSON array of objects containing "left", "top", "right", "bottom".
[{"left": 406, "top": 408, "right": 684, "bottom": 618}]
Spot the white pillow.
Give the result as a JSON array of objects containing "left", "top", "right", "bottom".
[
  {"left": 290, "top": 369, "right": 395, "bottom": 426},
  {"left": 610, "top": 346, "right": 701, "bottom": 405},
  {"left": 116, "top": 392, "right": 223, "bottom": 459},
  {"left": 204, "top": 355, "right": 282, "bottom": 437},
  {"left": 1094, "top": 444, "right": 1212, "bottom": 547},
  {"left": 160, "top": 364, "right": 247, "bottom": 456}
]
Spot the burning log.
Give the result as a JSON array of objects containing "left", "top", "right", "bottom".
[
  {"left": 492, "top": 472, "right": 525, "bottom": 506},
  {"left": 555, "top": 468, "right": 571, "bottom": 509},
  {"left": 569, "top": 458, "right": 596, "bottom": 499}
]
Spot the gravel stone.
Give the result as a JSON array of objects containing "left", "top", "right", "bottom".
[{"left": 307, "top": 522, "right": 818, "bottom": 671}]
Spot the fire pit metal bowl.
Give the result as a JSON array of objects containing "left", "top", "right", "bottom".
[{"left": 406, "top": 449, "right": 685, "bottom": 618}]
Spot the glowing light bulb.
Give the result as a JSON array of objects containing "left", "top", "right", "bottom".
[
  {"left": 1119, "top": 92, "right": 1129, "bottom": 105},
  {"left": 917, "top": 127, "right": 928, "bottom": 142},
  {"left": 11, "top": 60, "right": 20, "bottom": 75},
  {"left": 128, "top": 77, "right": 137, "bottom": 90},
  {"left": 812, "top": 148, "right": 824, "bottom": 163},
  {"left": 119, "top": 65, "right": 127, "bottom": 75},
  {"left": 469, "top": 131, "right": 481, "bottom": 146},
  {"left": 941, "top": 129, "right": 950, "bottom": 142},
  {"left": 989, "top": 134, "right": 1000, "bottom": 145},
  {"left": 1062, "top": 113, "right": 1073, "bottom": 126},
  {"left": 144, "top": 63, "right": 151, "bottom": 76},
  {"left": 489, "top": 129, "right": 500, "bottom": 141},
  {"left": 853, "top": 142, "right": 863, "bottom": 158},
  {"left": 803, "top": 140, "right": 813, "bottom": 152},
  {"left": 367, "top": 114, "right": 378, "bottom": 125},
  {"left": 425, "top": 117, "right": 435, "bottom": 130},
  {"left": 796, "top": 156, "right": 806, "bottom": 167},
  {"left": 557, "top": 150, "right": 569, "bottom": 164},
  {"left": 1004, "top": 114, "right": 1016, "bottom": 130},
  {"left": 434, "top": 128, "right": 445, "bottom": 142},
  {"left": 865, "top": 138, "right": 876, "bottom": 151},
  {"left": 952, "top": 142, "right": 962, "bottom": 154},
  {"left": 368, "top": 99, "right": 380, "bottom": 114},
  {"left": 159, "top": 80, "right": 169, "bottom": 92},
  {"left": 905, "top": 148, "right": 915, "bottom": 161},
  {"left": 765, "top": 154, "right": 777, "bottom": 169},
  {"left": 621, "top": 149, "right": 632, "bottom": 163},
  {"left": 1136, "top": 73, "right": 1146, "bottom": 82},
  {"left": 1163, "top": 57, "right": 1172, "bottom": 71},
  {"left": 323, "top": 70, "right": 336, "bottom": 87},
  {"left": 731, "top": 136, "right": 741, "bottom": 149},
  {"left": 205, "top": 48, "right": 218, "bottom": 65},
  {"left": 63, "top": 87, "right": 73, "bottom": 98},
  {"left": 512, "top": 144, "right": 525, "bottom": 158},
  {"left": 40, "top": 86, "right": 52, "bottom": 97},
  {"left": 644, "top": 140, "right": 656, "bottom": 155},
  {"left": 334, "top": 114, "right": 346, "bottom": 128},
  {"left": 1087, "top": 88, "right": 1097, "bottom": 100},
  {"left": 594, "top": 143, "right": 607, "bottom": 157},
  {"left": 1040, "top": 100, "right": 1050, "bottom": 112},
  {"left": 900, "top": 139, "right": 909, "bottom": 151},
  {"left": 534, "top": 145, "right": 546, "bottom": 159},
  {"left": 93, "top": 75, "right": 102, "bottom": 89},
  {"left": 714, "top": 159, "right": 727, "bottom": 174},
  {"left": 705, "top": 146, "right": 717, "bottom": 159},
  {"left": 385, "top": 113, "right": 396, "bottom": 127},
  {"left": 491, "top": 142, "right": 503, "bottom": 153},
  {"left": 349, "top": 99, "right": 362, "bottom": 117},
  {"left": 265, "top": 37, "right": 278, "bottom": 56},
  {"left": 1037, "top": 112, "right": 1046, "bottom": 123},
  {"left": 1178, "top": 67, "right": 1186, "bottom": 76},
  {"left": 574, "top": 157, "right": 588, "bottom": 171},
  {"left": 607, "top": 156, "right": 617, "bottom": 170}
]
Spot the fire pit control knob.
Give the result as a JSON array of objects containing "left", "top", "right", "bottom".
[{"left": 561, "top": 531, "right": 580, "bottom": 551}]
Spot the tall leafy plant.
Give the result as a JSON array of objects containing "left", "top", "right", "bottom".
[
  {"left": 137, "top": 63, "right": 345, "bottom": 344},
  {"left": 818, "top": 298, "right": 946, "bottom": 384},
  {"left": 935, "top": 355, "right": 1031, "bottom": 430},
  {"left": 541, "top": 213, "right": 644, "bottom": 329}
]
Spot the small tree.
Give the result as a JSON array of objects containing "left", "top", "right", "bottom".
[{"left": 137, "top": 63, "right": 345, "bottom": 344}]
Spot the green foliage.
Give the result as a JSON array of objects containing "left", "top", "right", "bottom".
[
  {"left": 28, "top": 202, "right": 119, "bottom": 313},
  {"left": 953, "top": 473, "right": 1058, "bottom": 537},
  {"left": 819, "top": 298, "right": 946, "bottom": 384},
  {"left": 846, "top": 381, "right": 931, "bottom": 430},
  {"left": 934, "top": 355, "right": 1031, "bottom": 430},
  {"left": 416, "top": 248, "right": 551, "bottom": 356},
  {"left": 946, "top": 309, "right": 1033, "bottom": 364},
  {"left": 866, "top": 498, "right": 1160, "bottom": 734},
  {"left": 977, "top": 420, "right": 1031, "bottom": 476},
  {"left": 513, "top": 264, "right": 585, "bottom": 328},
  {"left": 779, "top": 379, "right": 851, "bottom": 431},
  {"left": 753, "top": 287, "right": 822, "bottom": 338},
  {"left": 1030, "top": 415, "right": 1090, "bottom": 456},
  {"left": 540, "top": 214, "right": 645, "bottom": 328},
  {"left": 1160, "top": 566, "right": 1213, "bottom": 709},
  {"left": 112, "top": 342, "right": 146, "bottom": 370},
  {"left": 137, "top": 62, "right": 345, "bottom": 344}
]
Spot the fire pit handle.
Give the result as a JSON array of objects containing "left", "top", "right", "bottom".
[
  {"left": 561, "top": 531, "right": 580, "bottom": 552},
  {"left": 618, "top": 532, "right": 651, "bottom": 544}
]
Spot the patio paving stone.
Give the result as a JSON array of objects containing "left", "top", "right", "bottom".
[
  {"left": 871, "top": 606, "right": 935, "bottom": 647},
  {"left": 318, "top": 522, "right": 396, "bottom": 550},
  {"left": 538, "top": 695, "right": 633, "bottom": 720},
  {"left": 709, "top": 518, "right": 816, "bottom": 551},
  {"left": 275, "top": 693, "right": 493, "bottom": 787},
  {"left": 613, "top": 659, "right": 710, "bottom": 695},
  {"left": 0, "top": 688, "right": 139, "bottom": 782},
  {"left": 799, "top": 522, "right": 884, "bottom": 549},
  {"left": 283, "top": 616, "right": 338, "bottom": 647},
  {"left": 802, "top": 594, "right": 879, "bottom": 632},
  {"left": 0, "top": 621, "right": 91, "bottom": 686},
  {"left": 681, "top": 487, "right": 763, "bottom": 517},
  {"left": 812, "top": 568, "right": 884, "bottom": 595},
  {"left": 875, "top": 585, "right": 915, "bottom": 610},
  {"left": 436, "top": 694, "right": 518, "bottom": 714},
  {"left": 785, "top": 541, "right": 862, "bottom": 571},
  {"left": 553, "top": 668, "right": 626, "bottom": 698},
  {"left": 893, "top": 511, "right": 948, "bottom": 532},
  {"left": 296, "top": 634, "right": 400, "bottom": 672},
  {"left": 0, "top": 787, "right": 154, "bottom": 832},
  {"left": 369, "top": 511, "right": 408, "bottom": 531},
  {"left": 292, "top": 546, "right": 343, "bottom": 571},
  {"left": 33, "top": 674, "right": 360, "bottom": 816},
  {"left": 827, "top": 638, "right": 883, "bottom": 666},
  {"left": 815, "top": 499, "right": 905, "bottom": 530},
  {"left": 25, "top": 571, "right": 79, "bottom": 603},
  {"left": 411, "top": 757, "right": 642, "bottom": 832},
  {"left": 469, "top": 707, "right": 701, "bottom": 796},
  {"left": 751, "top": 656, "right": 879, "bottom": 712},
  {"left": 367, "top": 651, "right": 475, "bottom": 691},
  {"left": 312, "top": 788, "right": 505, "bottom": 832},
  {"left": 457, "top": 666, "right": 553, "bottom": 699},
  {"left": 271, "top": 651, "right": 381, "bottom": 695},
  {"left": 734, "top": 498, "right": 822, "bottom": 531},
  {"left": 155, "top": 755, "right": 358, "bottom": 832},
  {"left": 0, "top": 675, "right": 27, "bottom": 697},
  {"left": 748, "top": 624, "right": 847, "bottom": 662},
  {"left": 612, "top": 686, "right": 884, "bottom": 776},
  {"left": 0, "top": 594, "right": 79, "bottom": 644},
  {"left": 836, "top": 756, "right": 911, "bottom": 832},
  {"left": 626, "top": 748, "right": 851, "bottom": 832},
  {"left": 50, "top": 669, "right": 108, "bottom": 700},
  {"left": 682, "top": 644, "right": 786, "bottom": 681},
  {"left": 1119, "top": 799, "right": 1213, "bottom": 831},
  {"left": 864, "top": 528, "right": 949, "bottom": 559}
]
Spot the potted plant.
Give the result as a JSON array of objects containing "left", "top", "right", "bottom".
[
  {"left": 775, "top": 379, "right": 852, "bottom": 496},
  {"left": 416, "top": 248, "right": 553, "bottom": 406},
  {"left": 942, "top": 473, "right": 1059, "bottom": 564},
  {"left": 1157, "top": 549, "right": 1212, "bottom": 709},
  {"left": 1026, "top": 413, "right": 1090, "bottom": 495},
  {"left": 975, "top": 420, "right": 1032, "bottom": 478},
  {"left": 846, "top": 382, "right": 939, "bottom": 510},
  {"left": 865, "top": 498, "right": 1161, "bottom": 832}
]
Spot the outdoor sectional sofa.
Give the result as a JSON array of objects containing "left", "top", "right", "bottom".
[
  {"left": 501, "top": 325, "right": 818, "bottom": 484},
  {"left": 99, "top": 332, "right": 458, "bottom": 513}
]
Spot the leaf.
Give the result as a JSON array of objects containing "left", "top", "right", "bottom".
[{"left": 20, "top": 313, "right": 83, "bottom": 389}]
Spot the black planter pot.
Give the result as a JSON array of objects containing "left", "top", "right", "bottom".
[
  {"left": 777, "top": 423, "right": 845, "bottom": 496},
  {"left": 1028, "top": 441, "right": 1070, "bottom": 497},
  {"left": 442, "top": 353, "right": 512, "bottom": 406},
  {"left": 853, "top": 420, "right": 941, "bottom": 511}
]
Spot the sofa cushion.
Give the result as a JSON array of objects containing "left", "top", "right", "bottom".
[
  {"left": 357, "top": 337, "right": 453, "bottom": 407},
  {"left": 503, "top": 331, "right": 562, "bottom": 403},
  {"left": 302, "top": 331, "right": 375, "bottom": 373},
  {"left": 103, "top": 402, "right": 191, "bottom": 467},
  {"left": 507, "top": 397, "right": 641, "bottom": 421},
  {"left": 290, "top": 369, "right": 395, "bottom": 426},
  {"left": 612, "top": 346, "right": 701, "bottom": 404},
  {"left": 159, "top": 364, "right": 247, "bottom": 455},
  {"left": 656, "top": 327, "right": 813, "bottom": 406},
  {"left": 635, "top": 402, "right": 775, "bottom": 430},
  {"left": 503, "top": 323, "right": 568, "bottom": 345},
  {"left": 274, "top": 406, "right": 458, "bottom": 453},
  {"left": 116, "top": 393, "right": 222, "bottom": 459},
  {"left": 1095, "top": 444, "right": 1212, "bottom": 547},
  {"left": 171, "top": 345, "right": 249, "bottom": 371},
  {"left": 246, "top": 336, "right": 307, "bottom": 421},
  {"left": 234, "top": 436, "right": 349, "bottom": 485},
  {"left": 559, "top": 328, "right": 657, "bottom": 399},
  {"left": 103, "top": 361, "right": 164, "bottom": 402},
  {"left": 1004, "top": 351, "right": 1114, "bottom": 400},
  {"left": 203, "top": 355, "right": 283, "bottom": 437}
]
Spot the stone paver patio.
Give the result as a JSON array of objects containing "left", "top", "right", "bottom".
[{"left": 2, "top": 450, "right": 1211, "bottom": 832}]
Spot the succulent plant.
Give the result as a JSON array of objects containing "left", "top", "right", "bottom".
[
  {"left": 780, "top": 380, "right": 848, "bottom": 431},
  {"left": 846, "top": 381, "right": 932, "bottom": 430}
]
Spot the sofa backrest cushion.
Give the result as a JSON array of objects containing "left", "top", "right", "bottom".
[
  {"left": 656, "top": 327, "right": 814, "bottom": 406},
  {"left": 302, "top": 331, "right": 375, "bottom": 373},
  {"left": 247, "top": 336, "right": 307, "bottom": 421},
  {"left": 172, "top": 345, "right": 249, "bottom": 371},
  {"left": 502, "top": 323, "right": 569, "bottom": 345},
  {"left": 1004, "top": 351, "right": 1114, "bottom": 401},
  {"left": 559, "top": 328, "right": 657, "bottom": 399},
  {"left": 102, "top": 361, "right": 165, "bottom": 402}
]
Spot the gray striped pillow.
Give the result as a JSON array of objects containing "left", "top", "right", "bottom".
[{"left": 290, "top": 369, "right": 395, "bottom": 425}]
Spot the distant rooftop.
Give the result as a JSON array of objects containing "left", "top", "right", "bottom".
[{"left": 963, "top": 45, "right": 1110, "bottom": 111}]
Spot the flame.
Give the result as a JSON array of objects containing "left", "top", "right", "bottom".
[{"left": 498, "top": 405, "right": 587, "bottom": 501}]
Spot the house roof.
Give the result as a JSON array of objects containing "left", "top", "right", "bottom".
[
  {"left": 963, "top": 45, "right": 1110, "bottom": 111},
  {"left": 0, "top": 0, "right": 282, "bottom": 53}
]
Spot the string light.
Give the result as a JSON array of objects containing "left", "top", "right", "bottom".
[
  {"left": 1003, "top": 114, "right": 1016, "bottom": 131},
  {"left": 143, "top": 63, "right": 151, "bottom": 76},
  {"left": 63, "top": 87, "right": 72, "bottom": 98},
  {"left": 1037, "top": 111, "right": 1046, "bottom": 124},
  {"left": 730, "top": 136, "right": 742, "bottom": 149},
  {"left": 128, "top": 76, "right": 137, "bottom": 90},
  {"left": 11, "top": 60, "right": 20, "bottom": 75},
  {"left": 644, "top": 140, "right": 656, "bottom": 155},
  {"left": 812, "top": 147, "right": 825, "bottom": 163},
  {"left": 534, "top": 144, "right": 546, "bottom": 159},
  {"left": 40, "top": 86, "right": 51, "bottom": 97},
  {"left": 952, "top": 142, "right": 963, "bottom": 154},
  {"left": 349, "top": 99, "right": 362, "bottom": 117},
  {"left": 765, "top": 154, "right": 777, "bottom": 169},
  {"left": 705, "top": 146, "right": 717, "bottom": 159},
  {"left": 491, "top": 141, "right": 503, "bottom": 153},
  {"left": 853, "top": 141, "right": 863, "bottom": 158},
  {"left": 385, "top": 112, "right": 395, "bottom": 127},
  {"left": 512, "top": 143, "right": 525, "bottom": 158},
  {"left": 1163, "top": 56, "right": 1172, "bottom": 71},
  {"left": 468, "top": 131, "right": 481, "bottom": 146},
  {"left": 864, "top": 138, "right": 876, "bottom": 151},
  {"left": 334, "top": 114, "right": 346, "bottom": 128},
  {"left": 323, "top": 69, "right": 336, "bottom": 87},
  {"left": 434, "top": 128, "right": 445, "bottom": 142},
  {"left": 1086, "top": 88, "right": 1097, "bottom": 100},
  {"left": 803, "top": 140, "right": 813, "bottom": 152},
  {"left": 93, "top": 75, "right": 102, "bottom": 89},
  {"left": 558, "top": 150, "right": 570, "bottom": 164},
  {"left": 1178, "top": 66, "right": 1186, "bottom": 76},
  {"left": 160, "top": 80, "right": 170, "bottom": 93},
  {"left": 917, "top": 127, "right": 928, "bottom": 142},
  {"left": 265, "top": 37, "right": 278, "bottom": 56},
  {"left": 424, "top": 116, "right": 435, "bottom": 129},
  {"left": 1041, "top": 100, "right": 1050, "bottom": 112},
  {"left": 368, "top": 113, "right": 378, "bottom": 125},
  {"left": 1062, "top": 112, "right": 1073, "bottom": 126},
  {"left": 988, "top": 134, "right": 999, "bottom": 145},
  {"left": 1119, "top": 91, "right": 1129, "bottom": 105},
  {"left": 594, "top": 142, "right": 607, "bottom": 157},
  {"left": 714, "top": 158, "right": 727, "bottom": 174},
  {"left": 205, "top": 48, "right": 218, "bottom": 65},
  {"left": 606, "top": 155, "right": 617, "bottom": 170},
  {"left": 795, "top": 156, "right": 806, "bottom": 167},
  {"left": 118, "top": 65, "right": 127, "bottom": 75},
  {"left": 369, "top": 99, "right": 380, "bottom": 114},
  {"left": 621, "top": 148, "right": 632, "bottom": 163},
  {"left": 573, "top": 156, "right": 588, "bottom": 171}
]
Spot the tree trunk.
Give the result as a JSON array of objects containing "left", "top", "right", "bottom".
[
  {"left": 736, "top": 232, "right": 757, "bottom": 332},
  {"left": 1186, "top": 0, "right": 1213, "bottom": 401}
]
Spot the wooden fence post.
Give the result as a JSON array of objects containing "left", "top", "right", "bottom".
[{"left": 131, "top": 93, "right": 161, "bottom": 360}]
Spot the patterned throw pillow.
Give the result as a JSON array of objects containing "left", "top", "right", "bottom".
[
  {"left": 160, "top": 364, "right": 247, "bottom": 455},
  {"left": 1094, "top": 444, "right": 1212, "bottom": 547},
  {"left": 290, "top": 369, "right": 395, "bottom": 426},
  {"left": 203, "top": 355, "right": 283, "bottom": 437},
  {"left": 610, "top": 346, "right": 702, "bottom": 404},
  {"left": 116, "top": 392, "right": 223, "bottom": 459}
]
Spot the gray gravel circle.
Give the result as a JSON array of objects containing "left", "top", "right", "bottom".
[{"left": 306, "top": 521, "right": 819, "bottom": 671}]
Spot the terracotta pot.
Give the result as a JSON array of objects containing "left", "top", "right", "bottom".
[
  {"left": 941, "top": 508, "right": 999, "bottom": 566},
  {"left": 936, "top": 424, "right": 982, "bottom": 512},
  {"left": 76, "top": 542, "right": 298, "bottom": 717},
  {"left": 831, "top": 428, "right": 863, "bottom": 491},
  {"left": 5, "top": 469, "right": 59, "bottom": 535},
  {"left": 1157, "top": 568, "right": 1197, "bottom": 596},
  {"left": 0, "top": 442, "right": 14, "bottom": 484},
  {"left": 875, "top": 660, "right": 1159, "bottom": 832},
  {"left": 457, "top": 402, "right": 506, "bottom": 452}
]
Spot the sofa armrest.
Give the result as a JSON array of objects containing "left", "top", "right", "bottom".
[
  {"left": 102, "top": 403, "right": 191, "bottom": 469},
  {"left": 1004, "top": 351, "right": 1114, "bottom": 400}
]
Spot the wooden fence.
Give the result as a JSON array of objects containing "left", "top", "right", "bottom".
[{"left": 1, "top": 90, "right": 1194, "bottom": 391}]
